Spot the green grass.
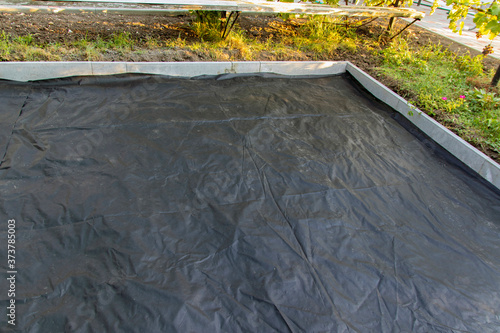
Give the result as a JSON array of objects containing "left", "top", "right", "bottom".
[
  {"left": 377, "top": 38, "right": 500, "bottom": 153},
  {"left": 0, "top": 31, "right": 135, "bottom": 61},
  {"left": 293, "top": 16, "right": 360, "bottom": 54}
]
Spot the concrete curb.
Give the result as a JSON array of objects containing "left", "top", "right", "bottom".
[
  {"left": 0, "top": 60, "right": 497, "bottom": 189},
  {"left": 0, "top": 61, "right": 347, "bottom": 81}
]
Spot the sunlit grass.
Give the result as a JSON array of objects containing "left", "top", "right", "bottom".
[
  {"left": 378, "top": 39, "right": 500, "bottom": 153},
  {"left": 0, "top": 16, "right": 358, "bottom": 61},
  {"left": 0, "top": 31, "right": 135, "bottom": 61}
]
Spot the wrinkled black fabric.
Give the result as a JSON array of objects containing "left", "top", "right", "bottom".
[{"left": 0, "top": 73, "right": 499, "bottom": 333}]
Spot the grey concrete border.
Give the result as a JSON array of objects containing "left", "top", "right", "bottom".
[
  {"left": 0, "top": 60, "right": 497, "bottom": 189},
  {"left": 0, "top": 61, "right": 347, "bottom": 81}
]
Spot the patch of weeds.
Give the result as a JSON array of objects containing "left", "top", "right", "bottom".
[
  {"left": 190, "top": 11, "right": 224, "bottom": 42},
  {"left": 71, "top": 38, "right": 98, "bottom": 60},
  {"left": 381, "top": 38, "right": 427, "bottom": 67},
  {"left": 165, "top": 37, "right": 187, "bottom": 48},
  {"left": 225, "top": 32, "right": 254, "bottom": 59},
  {"left": 24, "top": 48, "right": 57, "bottom": 61},
  {"left": 377, "top": 38, "right": 499, "bottom": 154},
  {"left": 14, "top": 34, "right": 35, "bottom": 47},
  {"left": 109, "top": 32, "right": 135, "bottom": 50},
  {"left": 455, "top": 53, "right": 484, "bottom": 77},
  {"left": 144, "top": 36, "right": 160, "bottom": 48},
  {"left": 0, "top": 31, "right": 12, "bottom": 59},
  {"left": 291, "top": 16, "right": 359, "bottom": 56},
  {"left": 0, "top": 31, "right": 65, "bottom": 60}
]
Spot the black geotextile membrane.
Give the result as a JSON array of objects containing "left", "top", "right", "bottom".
[{"left": 0, "top": 73, "right": 500, "bottom": 333}]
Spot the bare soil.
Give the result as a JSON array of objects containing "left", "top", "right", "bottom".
[{"left": 1, "top": 11, "right": 499, "bottom": 162}]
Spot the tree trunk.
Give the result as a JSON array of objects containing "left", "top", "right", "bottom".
[
  {"left": 491, "top": 64, "right": 500, "bottom": 86},
  {"left": 387, "top": 17, "right": 397, "bottom": 31},
  {"left": 387, "top": 0, "right": 402, "bottom": 31}
]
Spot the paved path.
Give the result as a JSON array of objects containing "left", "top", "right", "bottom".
[{"left": 407, "top": 0, "right": 500, "bottom": 59}]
